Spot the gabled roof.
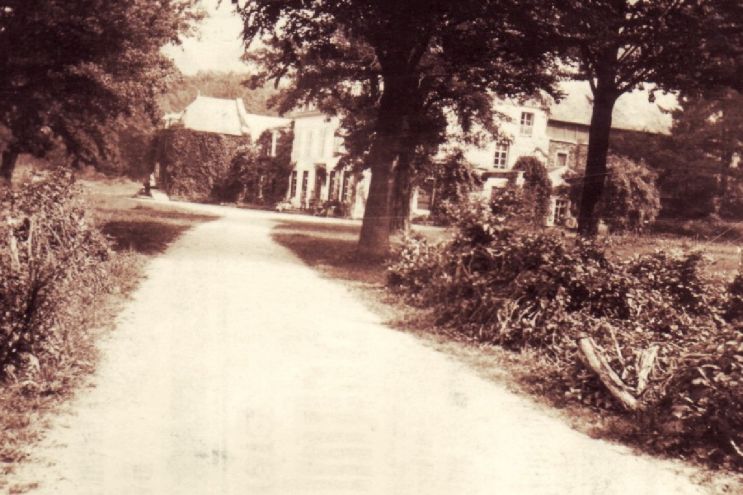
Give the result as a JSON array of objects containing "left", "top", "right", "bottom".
[
  {"left": 180, "top": 96, "right": 290, "bottom": 139},
  {"left": 549, "top": 81, "right": 677, "bottom": 135}
]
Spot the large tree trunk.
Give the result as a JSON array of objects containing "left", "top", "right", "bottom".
[
  {"left": 357, "top": 75, "right": 410, "bottom": 258},
  {"left": 577, "top": 83, "right": 619, "bottom": 237},
  {"left": 1, "top": 147, "right": 20, "bottom": 185},
  {"left": 390, "top": 149, "right": 413, "bottom": 234}
]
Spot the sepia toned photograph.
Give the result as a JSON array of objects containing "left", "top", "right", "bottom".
[{"left": 2, "top": 0, "right": 743, "bottom": 493}]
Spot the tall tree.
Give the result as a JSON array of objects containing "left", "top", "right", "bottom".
[
  {"left": 669, "top": 89, "right": 743, "bottom": 215},
  {"left": 236, "top": 0, "right": 558, "bottom": 257},
  {"left": 533, "top": 0, "right": 743, "bottom": 236},
  {"left": 0, "top": 0, "right": 202, "bottom": 182}
]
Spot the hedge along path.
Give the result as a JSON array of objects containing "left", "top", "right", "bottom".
[{"left": 11, "top": 205, "right": 712, "bottom": 494}]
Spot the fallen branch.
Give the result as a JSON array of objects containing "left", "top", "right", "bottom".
[
  {"left": 730, "top": 439, "right": 743, "bottom": 459},
  {"left": 604, "top": 323, "right": 626, "bottom": 371},
  {"left": 578, "top": 335, "right": 640, "bottom": 412}
]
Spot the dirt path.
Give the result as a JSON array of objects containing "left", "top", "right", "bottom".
[{"left": 10, "top": 206, "right": 714, "bottom": 494}]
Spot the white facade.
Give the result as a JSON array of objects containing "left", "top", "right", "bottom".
[
  {"left": 457, "top": 101, "right": 555, "bottom": 203},
  {"left": 461, "top": 102, "right": 550, "bottom": 171},
  {"left": 286, "top": 111, "right": 367, "bottom": 218},
  {"left": 284, "top": 82, "right": 672, "bottom": 224}
]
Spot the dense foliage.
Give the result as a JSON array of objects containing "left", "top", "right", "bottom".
[
  {"left": 216, "top": 128, "right": 294, "bottom": 205},
  {"left": 611, "top": 90, "right": 743, "bottom": 221},
  {"left": 0, "top": 0, "right": 201, "bottom": 181},
  {"left": 388, "top": 201, "right": 743, "bottom": 468},
  {"left": 526, "top": 0, "right": 743, "bottom": 236},
  {"left": 237, "top": 0, "right": 560, "bottom": 256},
  {"left": 428, "top": 151, "right": 483, "bottom": 226},
  {"left": 0, "top": 172, "right": 115, "bottom": 378},
  {"left": 159, "top": 71, "right": 279, "bottom": 115},
  {"left": 157, "top": 126, "right": 294, "bottom": 205},
  {"left": 487, "top": 156, "right": 552, "bottom": 228},
  {"left": 155, "top": 128, "right": 248, "bottom": 202},
  {"left": 566, "top": 155, "right": 660, "bottom": 232}
]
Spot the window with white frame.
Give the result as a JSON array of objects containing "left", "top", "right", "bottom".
[
  {"left": 520, "top": 111, "right": 534, "bottom": 136},
  {"left": 556, "top": 151, "right": 568, "bottom": 168},
  {"left": 494, "top": 142, "right": 510, "bottom": 169}
]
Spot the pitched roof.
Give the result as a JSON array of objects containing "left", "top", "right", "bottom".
[
  {"left": 180, "top": 96, "right": 289, "bottom": 139},
  {"left": 548, "top": 81, "right": 677, "bottom": 134},
  {"left": 235, "top": 99, "right": 291, "bottom": 140}
]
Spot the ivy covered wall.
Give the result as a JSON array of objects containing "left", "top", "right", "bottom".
[{"left": 155, "top": 128, "right": 249, "bottom": 202}]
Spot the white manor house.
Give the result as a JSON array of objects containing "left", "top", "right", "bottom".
[
  {"left": 168, "top": 82, "right": 674, "bottom": 224},
  {"left": 283, "top": 81, "right": 674, "bottom": 224}
]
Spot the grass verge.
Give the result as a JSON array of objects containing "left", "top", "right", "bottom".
[
  {"left": 272, "top": 218, "right": 743, "bottom": 494},
  {"left": 0, "top": 177, "right": 217, "bottom": 493}
]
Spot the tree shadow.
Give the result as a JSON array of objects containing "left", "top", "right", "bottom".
[{"left": 100, "top": 207, "right": 218, "bottom": 255}]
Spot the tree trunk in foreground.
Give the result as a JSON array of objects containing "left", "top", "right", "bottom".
[
  {"left": 358, "top": 141, "right": 397, "bottom": 257},
  {"left": 577, "top": 84, "right": 619, "bottom": 237},
  {"left": 1, "top": 147, "right": 20, "bottom": 185},
  {"left": 357, "top": 75, "right": 409, "bottom": 258}
]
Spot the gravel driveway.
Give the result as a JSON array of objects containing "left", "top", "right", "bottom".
[{"left": 10, "top": 206, "right": 712, "bottom": 494}]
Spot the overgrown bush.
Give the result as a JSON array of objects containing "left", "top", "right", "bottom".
[
  {"left": 489, "top": 156, "right": 551, "bottom": 228},
  {"left": 650, "top": 327, "right": 743, "bottom": 465},
  {"left": 568, "top": 155, "right": 661, "bottom": 232},
  {"left": 214, "top": 128, "right": 294, "bottom": 204},
  {"left": 514, "top": 156, "right": 552, "bottom": 226},
  {"left": 155, "top": 128, "right": 248, "bottom": 202},
  {"left": 428, "top": 150, "right": 482, "bottom": 226},
  {"left": 157, "top": 127, "right": 294, "bottom": 205},
  {"left": 0, "top": 172, "right": 114, "bottom": 378},
  {"left": 388, "top": 200, "right": 743, "bottom": 468}
]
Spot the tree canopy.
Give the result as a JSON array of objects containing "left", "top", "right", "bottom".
[
  {"left": 668, "top": 89, "right": 743, "bottom": 217},
  {"left": 159, "top": 71, "right": 279, "bottom": 115},
  {"left": 529, "top": 0, "right": 743, "bottom": 236},
  {"left": 612, "top": 88, "right": 743, "bottom": 219},
  {"left": 0, "top": 0, "right": 202, "bottom": 181},
  {"left": 236, "top": 0, "right": 560, "bottom": 256}
]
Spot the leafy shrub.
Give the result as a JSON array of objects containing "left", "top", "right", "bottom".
[
  {"left": 158, "top": 127, "right": 294, "bottom": 205},
  {"left": 388, "top": 202, "right": 743, "bottom": 467},
  {"left": 215, "top": 128, "right": 294, "bottom": 204},
  {"left": 0, "top": 172, "right": 113, "bottom": 377},
  {"left": 488, "top": 156, "right": 551, "bottom": 228},
  {"left": 650, "top": 327, "right": 743, "bottom": 467},
  {"left": 514, "top": 156, "right": 552, "bottom": 226},
  {"left": 568, "top": 155, "right": 661, "bottom": 232},
  {"left": 428, "top": 150, "right": 482, "bottom": 226},
  {"left": 155, "top": 128, "right": 248, "bottom": 202}
]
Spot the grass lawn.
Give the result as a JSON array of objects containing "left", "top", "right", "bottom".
[
  {"left": 608, "top": 233, "right": 741, "bottom": 281},
  {"left": 272, "top": 218, "right": 743, "bottom": 493},
  {"left": 0, "top": 172, "right": 217, "bottom": 493}
]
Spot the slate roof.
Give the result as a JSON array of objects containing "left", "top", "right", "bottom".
[
  {"left": 548, "top": 81, "right": 677, "bottom": 135},
  {"left": 180, "top": 96, "right": 289, "bottom": 139}
]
